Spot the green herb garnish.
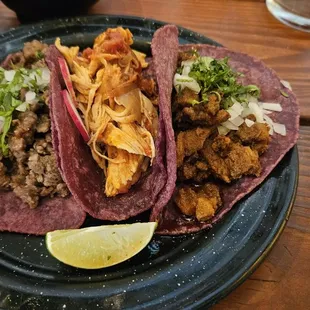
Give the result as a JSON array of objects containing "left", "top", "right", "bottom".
[
  {"left": 35, "top": 50, "right": 44, "bottom": 60},
  {"left": 0, "top": 67, "right": 49, "bottom": 156},
  {"left": 185, "top": 55, "right": 260, "bottom": 109}
]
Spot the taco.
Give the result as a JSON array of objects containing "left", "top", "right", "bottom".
[
  {"left": 0, "top": 41, "right": 86, "bottom": 235},
  {"left": 46, "top": 25, "right": 179, "bottom": 221},
  {"left": 150, "top": 31, "right": 299, "bottom": 234}
]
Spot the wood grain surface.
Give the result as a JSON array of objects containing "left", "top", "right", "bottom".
[{"left": 0, "top": 0, "right": 309, "bottom": 309}]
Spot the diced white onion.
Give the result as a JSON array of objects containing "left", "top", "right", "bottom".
[
  {"left": 230, "top": 116, "right": 244, "bottom": 127},
  {"left": 181, "top": 60, "right": 194, "bottom": 76},
  {"left": 41, "top": 67, "right": 51, "bottom": 83},
  {"left": 248, "top": 96, "right": 258, "bottom": 104},
  {"left": 227, "top": 108, "right": 239, "bottom": 120},
  {"left": 261, "top": 102, "right": 282, "bottom": 112},
  {"left": 173, "top": 73, "right": 201, "bottom": 93},
  {"left": 0, "top": 116, "right": 5, "bottom": 133},
  {"left": 230, "top": 101, "right": 243, "bottom": 115},
  {"left": 4, "top": 70, "right": 16, "bottom": 82},
  {"left": 16, "top": 102, "right": 28, "bottom": 112},
  {"left": 29, "top": 71, "right": 37, "bottom": 81},
  {"left": 245, "top": 119, "right": 255, "bottom": 127},
  {"left": 181, "top": 60, "right": 194, "bottom": 67},
  {"left": 217, "top": 125, "right": 230, "bottom": 136},
  {"left": 273, "top": 123, "right": 286, "bottom": 136},
  {"left": 25, "top": 91, "right": 36, "bottom": 102},
  {"left": 241, "top": 107, "right": 252, "bottom": 118},
  {"left": 263, "top": 114, "right": 274, "bottom": 135},
  {"left": 280, "top": 80, "right": 292, "bottom": 90},
  {"left": 221, "top": 120, "right": 239, "bottom": 130},
  {"left": 262, "top": 109, "right": 272, "bottom": 115},
  {"left": 248, "top": 101, "right": 264, "bottom": 123}
]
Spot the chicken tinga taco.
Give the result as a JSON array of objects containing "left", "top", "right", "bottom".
[
  {"left": 0, "top": 41, "right": 86, "bottom": 235},
  {"left": 46, "top": 25, "right": 178, "bottom": 221},
  {"left": 150, "top": 35, "right": 299, "bottom": 234}
]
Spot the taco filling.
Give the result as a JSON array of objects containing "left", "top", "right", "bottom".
[
  {"left": 55, "top": 27, "right": 159, "bottom": 197},
  {"left": 172, "top": 50, "right": 287, "bottom": 222},
  {"left": 0, "top": 41, "right": 69, "bottom": 209}
]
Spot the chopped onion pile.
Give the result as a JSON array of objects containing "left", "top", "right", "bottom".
[{"left": 218, "top": 98, "right": 286, "bottom": 136}]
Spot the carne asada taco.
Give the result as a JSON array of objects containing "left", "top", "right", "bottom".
[
  {"left": 0, "top": 41, "right": 86, "bottom": 235},
  {"left": 46, "top": 25, "right": 179, "bottom": 221},
  {"left": 150, "top": 32, "right": 299, "bottom": 234}
]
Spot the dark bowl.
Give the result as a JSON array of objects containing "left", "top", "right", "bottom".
[{"left": 2, "top": 0, "right": 98, "bottom": 23}]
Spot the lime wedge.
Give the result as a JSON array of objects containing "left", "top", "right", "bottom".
[{"left": 46, "top": 222, "right": 157, "bottom": 269}]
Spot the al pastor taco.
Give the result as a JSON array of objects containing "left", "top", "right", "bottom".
[{"left": 149, "top": 30, "right": 299, "bottom": 234}]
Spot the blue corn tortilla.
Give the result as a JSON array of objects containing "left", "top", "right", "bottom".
[
  {"left": 155, "top": 44, "right": 300, "bottom": 235},
  {"left": 45, "top": 31, "right": 179, "bottom": 220}
]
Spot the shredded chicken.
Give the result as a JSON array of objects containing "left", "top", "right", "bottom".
[
  {"left": 55, "top": 28, "right": 158, "bottom": 197},
  {"left": 105, "top": 147, "right": 144, "bottom": 197}
]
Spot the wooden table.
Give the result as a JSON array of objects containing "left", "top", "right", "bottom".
[{"left": 0, "top": 0, "right": 309, "bottom": 309}]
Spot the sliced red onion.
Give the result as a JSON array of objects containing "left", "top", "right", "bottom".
[{"left": 62, "top": 89, "right": 90, "bottom": 142}]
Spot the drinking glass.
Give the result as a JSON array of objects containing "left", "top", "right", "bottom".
[{"left": 266, "top": 0, "right": 310, "bottom": 32}]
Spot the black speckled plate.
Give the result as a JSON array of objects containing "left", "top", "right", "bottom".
[{"left": 0, "top": 15, "right": 298, "bottom": 310}]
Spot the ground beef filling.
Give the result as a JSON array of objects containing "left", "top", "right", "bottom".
[
  {"left": 0, "top": 40, "right": 69, "bottom": 208},
  {"left": 0, "top": 110, "right": 69, "bottom": 208}
]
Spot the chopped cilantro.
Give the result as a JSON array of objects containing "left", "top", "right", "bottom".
[
  {"left": 35, "top": 50, "right": 44, "bottom": 60},
  {"left": 0, "top": 67, "right": 49, "bottom": 156},
  {"left": 182, "top": 55, "right": 260, "bottom": 109}
]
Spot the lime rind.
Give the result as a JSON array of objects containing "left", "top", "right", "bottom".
[{"left": 46, "top": 222, "right": 157, "bottom": 269}]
